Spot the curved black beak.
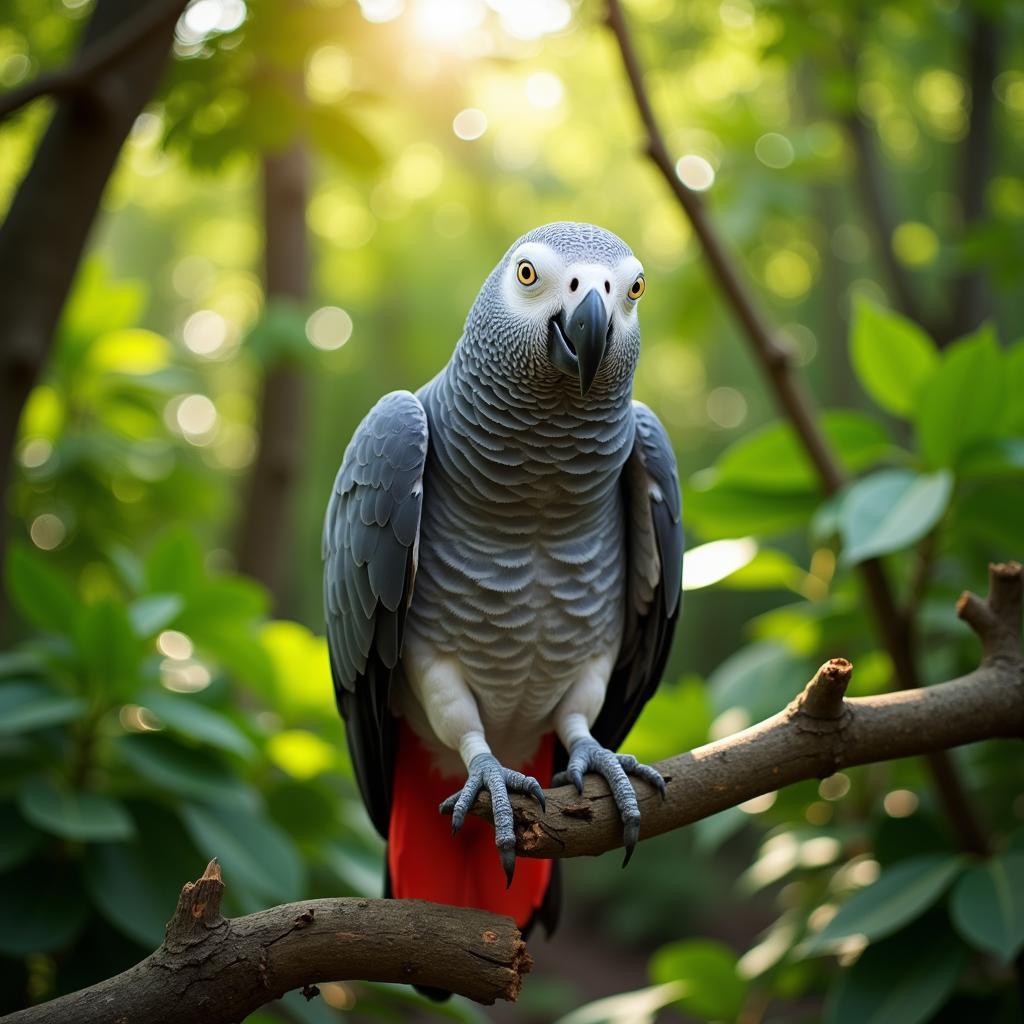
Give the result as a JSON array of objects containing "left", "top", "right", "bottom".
[{"left": 547, "top": 288, "right": 609, "bottom": 396}]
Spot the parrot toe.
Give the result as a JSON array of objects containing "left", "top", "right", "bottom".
[
  {"left": 439, "top": 752, "right": 545, "bottom": 884},
  {"left": 556, "top": 737, "right": 666, "bottom": 864}
]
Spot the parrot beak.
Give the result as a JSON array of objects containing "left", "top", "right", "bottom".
[{"left": 549, "top": 288, "right": 610, "bottom": 396}]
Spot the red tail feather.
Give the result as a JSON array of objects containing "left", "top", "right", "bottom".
[{"left": 388, "top": 722, "right": 553, "bottom": 927}]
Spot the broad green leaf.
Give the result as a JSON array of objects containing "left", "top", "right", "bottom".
[
  {"left": 623, "top": 676, "right": 710, "bottom": 764},
  {"left": 709, "top": 642, "right": 808, "bottom": 723},
  {"left": 84, "top": 803, "right": 202, "bottom": 948},
  {"left": 720, "top": 548, "right": 808, "bottom": 593},
  {"left": 17, "top": 776, "right": 135, "bottom": 842},
  {"left": 950, "top": 853, "right": 1024, "bottom": 963},
  {"left": 850, "top": 299, "right": 937, "bottom": 416},
  {"left": 1001, "top": 341, "right": 1024, "bottom": 431},
  {"left": 73, "top": 598, "right": 142, "bottom": 696},
  {"left": 824, "top": 915, "right": 966, "bottom": 1024},
  {"left": 838, "top": 469, "right": 952, "bottom": 566},
  {"left": 180, "top": 801, "right": 306, "bottom": 904},
  {"left": 128, "top": 593, "right": 184, "bottom": 637},
  {"left": 116, "top": 734, "right": 256, "bottom": 806},
  {"left": 145, "top": 528, "right": 205, "bottom": 594},
  {"left": 806, "top": 854, "right": 963, "bottom": 953},
  {"left": 5, "top": 543, "right": 77, "bottom": 633},
  {"left": 142, "top": 692, "right": 254, "bottom": 758},
  {"left": 0, "top": 861, "right": 90, "bottom": 955},
  {"left": 0, "top": 803, "right": 41, "bottom": 872},
  {"left": 683, "top": 482, "right": 817, "bottom": 539},
  {"left": 649, "top": 939, "right": 748, "bottom": 1022},
  {"left": 713, "top": 411, "right": 892, "bottom": 493},
  {"left": 915, "top": 326, "right": 1006, "bottom": 467},
  {"left": 0, "top": 681, "right": 86, "bottom": 735}
]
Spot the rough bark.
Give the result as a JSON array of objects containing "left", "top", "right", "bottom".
[
  {"left": 233, "top": 144, "right": 310, "bottom": 613},
  {"left": 6, "top": 565, "right": 1020, "bottom": 1021},
  {"left": 0, "top": 0, "right": 184, "bottom": 625},
  {"left": 603, "top": 0, "right": 990, "bottom": 855},
  {"left": 3, "top": 862, "right": 530, "bottom": 1024}
]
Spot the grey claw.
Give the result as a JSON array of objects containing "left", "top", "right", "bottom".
[
  {"left": 570, "top": 768, "right": 584, "bottom": 794},
  {"left": 500, "top": 844, "right": 516, "bottom": 889},
  {"left": 528, "top": 779, "right": 547, "bottom": 811},
  {"left": 622, "top": 815, "right": 640, "bottom": 867}
]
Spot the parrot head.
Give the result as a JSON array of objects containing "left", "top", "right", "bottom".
[{"left": 463, "top": 222, "right": 645, "bottom": 399}]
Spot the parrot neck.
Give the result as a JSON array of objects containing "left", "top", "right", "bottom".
[{"left": 423, "top": 346, "right": 636, "bottom": 510}]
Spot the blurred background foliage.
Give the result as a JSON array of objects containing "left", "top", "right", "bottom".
[{"left": 0, "top": 0, "right": 1022, "bottom": 1021}]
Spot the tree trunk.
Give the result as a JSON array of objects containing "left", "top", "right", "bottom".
[
  {"left": 234, "top": 144, "right": 310, "bottom": 613},
  {"left": 0, "top": 0, "right": 183, "bottom": 625}
]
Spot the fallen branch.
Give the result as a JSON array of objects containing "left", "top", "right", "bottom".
[
  {"left": 0, "top": 0, "right": 187, "bottom": 123},
  {"left": 6, "top": 566, "right": 1019, "bottom": 1021},
  {"left": 3, "top": 861, "right": 530, "bottom": 1024},
  {"left": 470, "top": 562, "right": 1023, "bottom": 859},
  {"left": 602, "top": 0, "right": 990, "bottom": 855}
]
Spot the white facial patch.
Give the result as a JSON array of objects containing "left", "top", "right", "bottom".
[{"left": 501, "top": 242, "right": 645, "bottom": 330}]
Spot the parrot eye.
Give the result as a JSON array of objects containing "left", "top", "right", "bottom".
[
  {"left": 628, "top": 276, "right": 646, "bottom": 300},
  {"left": 516, "top": 260, "right": 538, "bottom": 286}
]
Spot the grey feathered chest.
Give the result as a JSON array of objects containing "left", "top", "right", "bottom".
[{"left": 402, "top": 346, "right": 635, "bottom": 739}]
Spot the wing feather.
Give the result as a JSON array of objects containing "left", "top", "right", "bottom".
[
  {"left": 590, "top": 401, "right": 684, "bottom": 753},
  {"left": 323, "top": 390, "right": 428, "bottom": 836}
]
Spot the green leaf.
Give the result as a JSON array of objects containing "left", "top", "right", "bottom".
[
  {"left": 1001, "top": 341, "right": 1024, "bottom": 431},
  {"left": 850, "top": 299, "right": 938, "bottom": 417},
  {"left": 649, "top": 939, "right": 748, "bottom": 1022},
  {"left": 806, "top": 854, "right": 963, "bottom": 953},
  {"left": 683, "top": 482, "right": 817, "bottom": 539},
  {"left": 713, "top": 411, "right": 892, "bottom": 493},
  {"left": 0, "top": 681, "right": 86, "bottom": 735},
  {"left": 0, "top": 861, "right": 90, "bottom": 955},
  {"left": 623, "top": 676, "right": 710, "bottom": 764},
  {"left": 142, "top": 692, "right": 255, "bottom": 758},
  {"left": 17, "top": 776, "right": 135, "bottom": 842},
  {"left": 0, "top": 803, "right": 42, "bottom": 872},
  {"left": 950, "top": 853, "right": 1024, "bottom": 963},
  {"left": 824, "top": 914, "right": 966, "bottom": 1024},
  {"left": 838, "top": 469, "right": 952, "bottom": 566},
  {"left": 116, "top": 734, "right": 256, "bottom": 806},
  {"left": 128, "top": 593, "right": 185, "bottom": 638},
  {"left": 180, "top": 801, "right": 306, "bottom": 904},
  {"left": 84, "top": 803, "right": 202, "bottom": 948},
  {"left": 709, "top": 642, "right": 808, "bottom": 723},
  {"left": 5, "top": 543, "right": 77, "bottom": 633},
  {"left": 73, "top": 598, "right": 142, "bottom": 696},
  {"left": 915, "top": 326, "right": 1006, "bottom": 467},
  {"left": 554, "top": 982, "right": 686, "bottom": 1024}
]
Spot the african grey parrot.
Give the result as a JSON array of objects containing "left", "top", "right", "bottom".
[{"left": 323, "top": 222, "right": 683, "bottom": 934}]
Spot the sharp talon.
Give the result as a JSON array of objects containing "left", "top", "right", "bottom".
[
  {"left": 500, "top": 845, "right": 516, "bottom": 889},
  {"left": 622, "top": 818, "right": 639, "bottom": 866},
  {"left": 529, "top": 781, "right": 546, "bottom": 811},
  {"left": 571, "top": 769, "right": 584, "bottom": 795}
]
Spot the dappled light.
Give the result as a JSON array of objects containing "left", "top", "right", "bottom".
[{"left": 0, "top": 0, "right": 1021, "bottom": 1022}]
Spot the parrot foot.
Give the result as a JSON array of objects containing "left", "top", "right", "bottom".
[
  {"left": 438, "top": 753, "right": 545, "bottom": 889},
  {"left": 553, "top": 737, "right": 666, "bottom": 867}
]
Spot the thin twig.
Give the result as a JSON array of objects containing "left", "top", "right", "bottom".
[
  {"left": 602, "top": 0, "right": 991, "bottom": 855},
  {"left": 0, "top": 0, "right": 188, "bottom": 123}
]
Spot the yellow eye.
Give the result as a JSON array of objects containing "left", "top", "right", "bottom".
[
  {"left": 516, "top": 260, "right": 538, "bottom": 286},
  {"left": 628, "top": 276, "right": 646, "bottom": 300}
]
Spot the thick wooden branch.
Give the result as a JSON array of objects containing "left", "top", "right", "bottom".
[
  {"left": 3, "top": 861, "right": 530, "bottom": 1024},
  {"left": 466, "top": 563, "right": 1023, "bottom": 859},
  {"left": 602, "top": 0, "right": 989, "bottom": 854}
]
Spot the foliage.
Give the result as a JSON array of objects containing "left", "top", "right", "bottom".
[{"left": 1, "top": 0, "right": 1023, "bottom": 1021}]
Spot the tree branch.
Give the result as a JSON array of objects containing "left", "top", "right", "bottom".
[
  {"left": 0, "top": 0, "right": 187, "bottom": 123},
  {"left": 602, "top": 0, "right": 990, "bottom": 855},
  {"left": 466, "top": 563, "right": 1022, "bottom": 859},
  {"left": 3, "top": 860, "right": 531, "bottom": 1024},
  {"left": 7, "top": 566, "right": 1020, "bottom": 1020},
  {"left": 947, "top": 8, "right": 999, "bottom": 342}
]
